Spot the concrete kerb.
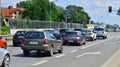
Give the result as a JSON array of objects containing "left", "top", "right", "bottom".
[{"left": 101, "top": 49, "right": 120, "bottom": 67}]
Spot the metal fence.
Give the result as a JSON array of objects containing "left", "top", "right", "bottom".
[{"left": 8, "top": 19, "right": 83, "bottom": 29}]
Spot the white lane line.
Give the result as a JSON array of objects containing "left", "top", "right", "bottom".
[
  {"left": 70, "top": 50, "right": 78, "bottom": 53},
  {"left": 81, "top": 39, "right": 110, "bottom": 49},
  {"left": 76, "top": 51, "right": 101, "bottom": 58},
  {"left": 32, "top": 60, "right": 49, "bottom": 66},
  {"left": 55, "top": 54, "right": 66, "bottom": 58}
]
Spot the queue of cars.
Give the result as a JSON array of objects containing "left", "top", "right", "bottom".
[{"left": 0, "top": 27, "right": 107, "bottom": 67}]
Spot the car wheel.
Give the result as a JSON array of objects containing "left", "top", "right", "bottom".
[
  {"left": 47, "top": 47, "right": 54, "bottom": 56},
  {"left": 2, "top": 54, "right": 10, "bottom": 67},
  {"left": 2, "top": 44, "right": 7, "bottom": 49},
  {"left": 58, "top": 46, "right": 63, "bottom": 53},
  {"left": 23, "top": 50, "right": 30, "bottom": 56}
]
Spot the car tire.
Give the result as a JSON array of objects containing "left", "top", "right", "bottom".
[
  {"left": 2, "top": 44, "right": 7, "bottom": 49},
  {"left": 23, "top": 50, "right": 30, "bottom": 56},
  {"left": 47, "top": 47, "right": 54, "bottom": 56},
  {"left": 58, "top": 46, "right": 63, "bottom": 53},
  {"left": 2, "top": 54, "right": 10, "bottom": 67}
]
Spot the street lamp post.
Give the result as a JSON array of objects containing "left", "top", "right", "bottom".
[{"left": 50, "top": 0, "right": 58, "bottom": 28}]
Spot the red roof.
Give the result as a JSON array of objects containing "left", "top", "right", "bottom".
[{"left": 2, "top": 6, "right": 25, "bottom": 17}]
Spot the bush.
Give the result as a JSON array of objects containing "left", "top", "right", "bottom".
[{"left": 1, "top": 26, "right": 9, "bottom": 35}]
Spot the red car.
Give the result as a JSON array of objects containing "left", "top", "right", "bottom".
[{"left": 0, "top": 36, "right": 7, "bottom": 49}]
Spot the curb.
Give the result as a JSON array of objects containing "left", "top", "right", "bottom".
[{"left": 101, "top": 49, "right": 120, "bottom": 67}]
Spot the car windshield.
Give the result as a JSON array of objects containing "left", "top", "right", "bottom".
[{"left": 24, "top": 32, "right": 44, "bottom": 39}]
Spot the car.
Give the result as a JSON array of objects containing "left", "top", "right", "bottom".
[
  {"left": 74, "top": 28, "right": 84, "bottom": 32},
  {"left": 59, "top": 28, "right": 74, "bottom": 40},
  {"left": 0, "top": 48, "right": 10, "bottom": 67},
  {"left": 63, "top": 31, "right": 86, "bottom": 46},
  {"left": 0, "top": 36, "right": 7, "bottom": 49},
  {"left": 82, "top": 29, "right": 97, "bottom": 41},
  {"left": 13, "top": 30, "right": 28, "bottom": 46},
  {"left": 44, "top": 29, "right": 62, "bottom": 40},
  {"left": 20, "top": 30, "right": 63, "bottom": 56},
  {"left": 93, "top": 28, "right": 107, "bottom": 39}
]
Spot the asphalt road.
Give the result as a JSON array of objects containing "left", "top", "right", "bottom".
[{"left": 8, "top": 32, "right": 120, "bottom": 67}]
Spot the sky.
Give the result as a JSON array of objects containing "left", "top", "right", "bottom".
[{"left": 1, "top": 0, "right": 120, "bottom": 26}]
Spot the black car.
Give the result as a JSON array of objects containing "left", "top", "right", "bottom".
[
  {"left": 44, "top": 29, "right": 62, "bottom": 40},
  {"left": 13, "top": 30, "right": 28, "bottom": 46}
]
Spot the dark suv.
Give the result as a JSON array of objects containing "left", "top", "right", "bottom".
[
  {"left": 20, "top": 31, "right": 63, "bottom": 56},
  {"left": 13, "top": 30, "right": 28, "bottom": 46}
]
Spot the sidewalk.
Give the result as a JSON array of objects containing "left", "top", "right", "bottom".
[{"left": 101, "top": 49, "right": 120, "bottom": 67}]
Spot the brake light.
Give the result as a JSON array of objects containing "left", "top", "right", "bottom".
[
  {"left": 13, "top": 34, "right": 16, "bottom": 37},
  {"left": 21, "top": 38, "right": 24, "bottom": 44},
  {"left": 89, "top": 33, "right": 92, "bottom": 35},
  {"left": 43, "top": 39, "right": 48, "bottom": 45},
  {"left": 76, "top": 35, "right": 80, "bottom": 39}
]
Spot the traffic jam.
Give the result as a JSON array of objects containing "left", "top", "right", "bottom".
[{"left": 0, "top": 26, "right": 107, "bottom": 67}]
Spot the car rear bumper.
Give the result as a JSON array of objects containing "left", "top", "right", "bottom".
[{"left": 21, "top": 44, "right": 50, "bottom": 51}]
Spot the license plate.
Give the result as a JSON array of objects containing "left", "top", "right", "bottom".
[
  {"left": 68, "top": 40, "right": 73, "bottom": 42},
  {"left": 29, "top": 42, "right": 38, "bottom": 44},
  {"left": 18, "top": 36, "right": 23, "bottom": 38}
]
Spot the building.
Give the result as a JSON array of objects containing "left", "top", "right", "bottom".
[{"left": 2, "top": 6, "right": 25, "bottom": 19}]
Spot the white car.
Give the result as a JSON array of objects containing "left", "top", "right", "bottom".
[
  {"left": 0, "top": 48, "right": 10, "bottom": 67},
  {"left": 82, "top": 29, "right": 97, "bottom": 41}
]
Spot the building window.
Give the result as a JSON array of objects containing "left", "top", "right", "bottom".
[
  {"left": 14, "top": 12, "right": 17, "bottom": 15},
  {"left": 19, "top": 12, "right": 21, "bottom": 15}
]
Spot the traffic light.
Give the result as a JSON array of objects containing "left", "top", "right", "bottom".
[
  {"left": 67, "top": 16, "right": 71, "bottom": 22},
  {"left": 108, "top": 6, "right": 112, "bottom": 13}
]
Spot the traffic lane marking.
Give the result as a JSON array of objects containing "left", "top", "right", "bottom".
[
  {"left": 55, "top": 54, "right": 66, "bottom": 58},
  {"left": 76, "top": 51, "right": 101, "bottom": 58},
  {"left": 80, "top": 38, "right": 111, "bottom": 49},
  {"left": 70, "top": 50, "right": 78, "bottom": 53},
  {"left": 32, "top": 60, "right": 49, "bottom": 66}
]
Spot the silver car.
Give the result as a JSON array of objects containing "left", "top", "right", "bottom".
[
  {"left": 82, "top": 29, "right": 97, "bottom": 41},
  {"left": 93, "top": 28, "right": 107, "bottom": 39},
  {"left": 0, "top": 48, "right": 10, "bottom": 67}
]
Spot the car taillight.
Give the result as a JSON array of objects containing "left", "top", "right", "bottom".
[
  {"left": 13, "top": 34, "right": 16, "bottom": 37},
  {"left": 63, "top": 33, "right": 67, "bottom": 37},
  {"left": 43, "top": 39, "right": 48, "bottom": 46},
  {"left": 76, "top": 35, "right": 80, "bottom": 39},
  {"left": 21, "top": 38, "right": 24, "bottom": 44},
  {"left": 89, "top": 33, "right": 92, "bottom": 35}
]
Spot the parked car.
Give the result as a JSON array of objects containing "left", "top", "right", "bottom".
[
  {"left": 63, "top": 31, "right": 86, "bottom": 46},
  {"left": 13, "top": 30, "right": 28, "bottom": 46},
  {"left": 0, "top": 36, "right": 7, "bottom": 49},
  {"left": 82, "top": 29, "right": 97, "bottom": 41},
  {"left": 20, "top": 31, "right": 63, "bottom": 56},
  {"left": 0, "top": 48, "right": 10, "bottom": 67},
  {"left": 93, "top": 28, "right": 107, "bottom": 39}
]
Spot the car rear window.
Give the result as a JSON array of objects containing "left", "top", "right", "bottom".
[
  {"left": 66, "top": 32, "right": 77, "bottom": 35},
  {"left": 74, "top": 29, "right": 82, "bottom": 31},
  {"left": 94, "top": 28, "right": 104, "bottom": 30},
  {"left": 24, "top": 32, "right": 44, "bottom": 39},
  {"left": 16, "top": 31, "right": 26, "bottom": 35}
]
